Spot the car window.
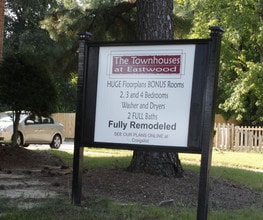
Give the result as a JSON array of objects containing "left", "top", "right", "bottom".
[
  {"left": 42, "top": 117, "right": 54, "bottom": 124},
  {"left": 0, "top": 112, "right": 28, "bottom": 122},
  {"left": 0, "top": 112, "right": 7, "bottom": 119},
  {"left": 26, "top": 115, "right": 42, "bottom": 124},
  {"left": 0, "top": 112, "right": 12, "bottom": 122},
  {"left": 0, "top": 116, "right": 12, "bottom": 122}
]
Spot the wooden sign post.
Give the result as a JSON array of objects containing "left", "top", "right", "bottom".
[{"left": 197, "top": 26, "right": 224, "bottom": 220}]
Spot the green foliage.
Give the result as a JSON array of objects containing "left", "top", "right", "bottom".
[
  {"left": 0, "top": 52, "right": 58, "bottom": 115},
  {"left": 219, "top": 62, "right": 263, "bottom": 124},
  {"left": 42, "top": 0, "right": 137, "bottom": 42},
  {"left": 173, "top": 0, "right": 195, "bottom": 39},
  {"left": 55, "top": 73, "right": 78, "bottom": 112},
  {"left": 4, "top": 0, "right": 58, "bottom": 53},
  {"left": 188, "top": 0, "right": 263, "bottom": 125},
  {"left": 4, "top": 0, "right": 78, "bottom": 112}
]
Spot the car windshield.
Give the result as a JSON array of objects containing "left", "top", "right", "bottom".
[{"left": 0, "top": 112, "right": 28, "bottom": 122}]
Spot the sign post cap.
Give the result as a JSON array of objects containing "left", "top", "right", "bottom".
[
  {"left": 209, "top": 26, "right": 225, "bottom": 34},
  {"left": 78, "top": 31, "right": 93, "bottom": 40}
]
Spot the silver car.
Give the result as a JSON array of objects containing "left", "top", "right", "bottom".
[{"left": 0, "top": 111, "right": 64, "bottom": 148}]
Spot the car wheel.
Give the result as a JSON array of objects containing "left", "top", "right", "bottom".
[
  {"left": 16, "top": 132, "right": 23, "bottom": 147},
  {"left": 16, "top": 132, "right": 29, "bottom": 147},
  {"left": 50, "top": 134, "right": 62, "bottom": 149}
]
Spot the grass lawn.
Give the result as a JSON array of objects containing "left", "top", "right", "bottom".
[{"left": 1, "top": 148, "right": 263, "bottom": 220}]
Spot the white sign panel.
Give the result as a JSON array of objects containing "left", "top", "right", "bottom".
[{"left": 94, "top": 45, "right": 196, "bottom": 147}]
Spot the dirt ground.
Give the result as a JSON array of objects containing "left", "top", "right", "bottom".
[{"left": 0, "top": 145, "right": 262, "bottom": 210}]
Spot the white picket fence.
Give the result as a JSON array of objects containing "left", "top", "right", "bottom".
[{"left": 214, "top": 123, "right": 263, "bottom": 152}]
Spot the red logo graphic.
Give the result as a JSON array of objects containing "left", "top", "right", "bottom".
[{"left": 112, "top": 55, "right": 181, "bottom": 74}]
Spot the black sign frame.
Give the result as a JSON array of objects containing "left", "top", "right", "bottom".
[{"left": 80, "top": 40, "right": 211, "bottom": 153}]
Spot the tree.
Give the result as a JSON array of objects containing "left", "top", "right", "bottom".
[
  {"left": 3, "top": 0, "right": 81, "bottom": 112},
  {"left": 127, "top": 0, "right": 183, "bottom": 177},
  {"left": 3, "top": 0, "right": 60, "bottom": 80},
  {"left": 189, "top": 0, "right": 263, "bottom": 125},
  {"left": 0, "top": 0, "right": 4, "bottom": 60},
  {"left": 4, "top": 0, "right": 57, "bottom": 54},
  {"left": 0, "top": 52, "right": 58, "bottom": 147}
]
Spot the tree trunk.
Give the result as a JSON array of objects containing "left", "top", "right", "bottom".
[
  {"left": 127, "top": 0, "right": 183, "bottom": 177},
  {"left": 11, "top": 110, "right": 21, "bottom": 147},
  {"left": 136, "top": 0, "right": 174, "bottom": 40},
  {"left": 0, "top": 0, "right": 4, "bottom": 61}
]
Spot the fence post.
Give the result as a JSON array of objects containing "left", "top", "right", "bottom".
[
  {"left": 241, "top": 126, "right": 244, "bottom": 151},
  {"left": 230, "top": 124, "right": 235, "bottom": 150},
  {"left": 259, "top": 130, "right": 262, "bottom": 152}
]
